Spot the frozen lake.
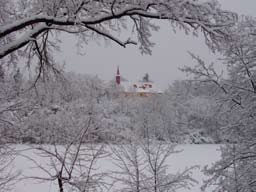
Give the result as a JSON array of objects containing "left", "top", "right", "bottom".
[{"left": 12, "top": 144, "right": 221, "bottom": 192}]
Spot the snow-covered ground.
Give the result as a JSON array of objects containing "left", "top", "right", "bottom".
[{"left": 12, "top": 144, "right": 221, "bottom": 192}]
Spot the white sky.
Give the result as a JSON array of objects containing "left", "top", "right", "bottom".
[{"left": 58, "top": 0, "right": 256, "bottom": 90}]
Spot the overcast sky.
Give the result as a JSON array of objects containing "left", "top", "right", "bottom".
[{"left": 58, "top": 0, "right": 256, "bottom": 90}]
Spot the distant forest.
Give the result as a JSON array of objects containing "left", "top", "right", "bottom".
[{"left": 1, "top": 69, "right": 232, "bottom": 144}]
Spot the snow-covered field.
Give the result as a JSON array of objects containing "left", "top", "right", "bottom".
[{"left": 12, "top": 145, "right": 221, "bottom": 192}]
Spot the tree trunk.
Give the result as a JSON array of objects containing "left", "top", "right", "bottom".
[{"left": 58, "top": 174, "right": 64, "bottom": 192}]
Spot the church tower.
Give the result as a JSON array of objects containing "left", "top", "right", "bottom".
[{"left": 116, "top": 66, "right": 121, "bottom": 85}]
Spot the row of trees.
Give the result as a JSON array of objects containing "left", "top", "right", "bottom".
[{"left": 1, "top": 68, "right": 224, "bottom": 144}]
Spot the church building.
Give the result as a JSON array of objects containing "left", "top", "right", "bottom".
[{"left": 115, "top": 67, "right": 162, "bottom": 96}]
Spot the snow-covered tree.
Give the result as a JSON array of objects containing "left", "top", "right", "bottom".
[
  {"left": 142, "top": 140, "right": 196, "bottom": 192},
  {"left": 202, "top": 144, "right": 256, "bottom": 192},
  {"left": 165, "top": 80, "right": 225, "bottom": 143},
  {"left": 142, "top": 73, "right": 150, "bottom": 83},
  {"left": 0, "top": 144, "right": 19, "bottom": 192},
  {"left": 24, "top": 117, "right": 109, "bottom": 192},
  {"left": 111, "top": 135, "right": 196, "bottom": 192},
  {"left": 182, "top": 16, "right": 256, "bottom": 192},
  {"left": 0, "top": 0, "right": 236, "bottom": 75},
  {"left": 111, "top": 139, "right": 147, "bottom": 192}
]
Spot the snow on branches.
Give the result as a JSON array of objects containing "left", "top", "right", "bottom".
[{"left": 0, "top": 0, "right": 236, "bottom": 70}]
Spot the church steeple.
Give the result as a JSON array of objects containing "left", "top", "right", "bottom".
[{"left": 116, "top": 66, "right": 120, "bottom": 85}]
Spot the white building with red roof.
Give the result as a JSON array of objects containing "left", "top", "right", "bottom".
[{"left": 115, "top": 67, "right": 162, "bottom": 96}]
